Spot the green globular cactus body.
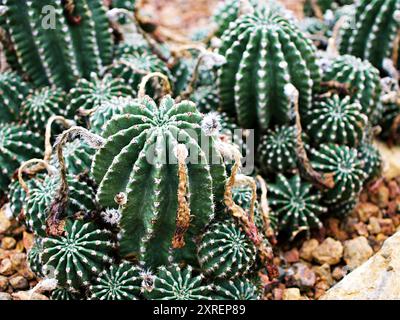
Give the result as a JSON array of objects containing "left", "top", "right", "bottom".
[
  {"left": 41, "top": 219, "right": 114, "bottom": 289},
  {"left": 0, "top": 123, "right": 43, "bottom": 190},
  {"left": 89, "top": 262, "right": 142, "bottom": 300},
  {"left": 8, "top": 179, "right": 28, "bottom": 218},
  {"left": 67, "top": 73, "right": 134, "bottom": 116},
  {"left": 338, "top": 0, "right": 400, "bottom": 70},
  {"left": 213, "top": 278, "right": 261, "bottom": 300},
  {"left": 191, "top": 85, "right": 220, "bottom": 114},
  {"left": 197, "top": 220, "right": 256, "bottom": 279},
  {"left": 2, "top": 0, "right": 112, "bottom": 90},
  {"left": 269, "top": 174, "right": 327, "bottom": 234},
  {"left": 379, "top": 98, "right": 400, "bottom": 142},
  {"left": 330, "top": 198, "right": 358, "bottom": 218},
  {"left": 51, "top": 288, "right": 82, "bottom": 300},
  {"left": 111, "top": 0, "right": 136, "bottom": 11},
  {"left": 92, "top": 95, "right": 226, "bottom": 268},
  {"left": 258, "top": 125, "right": 299, "bottom": 174},
  {"left": 21, "top": 87, "right": 66, "bottom": 133},
  {"left": 0, "top": 72, "right": 31, "bottom": 123},
  {"left": 358, "top": 143, "right": 382, "bottom": 181},
  {"left": 304, "top": 95, "right": 368, "bottom": 147},
  {"left": 311, "top": 144, "right": 367, "bottom": 204},
  {"left": 218, "top": 11, "right": 320, "bottom": 130},
  {"left": 25, "top": 173, "right": 97, "bottom": 237},
  {"left": 27, "top": 239, "right": 44, "bottom": 277},
  {"left": 322, "top": 55, "right": 382, "bottom": 123},
  {"left": 145, "top": 264, "right": 212, "bottom": 300}
]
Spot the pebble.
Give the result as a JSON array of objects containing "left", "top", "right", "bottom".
[
  {"left": 332, "top": 266, "right": 347, "bottom": 281},
  {"left": 356, "top": 202, "right": 380, "bottom": 222},
  {"left": 314, "top": 280, "right": 330, "bottom": 300},
  {"left": 343, "top": 236, "right": 373, "bottom": 270},
  {"left": 9, "top": 276, "right": 29, "bottom": 290},
  {"left": 0, "top": 292, "right": 12, "bottom": 300},
  {"left": 12, "top": 291, "right": 49, "bottom": 300},
  {"left": 368, "top": 217, "right": 381, "bottom": 235},
  {"left": 299, "top": 239, "right": 319, "bottom": 262},
  {"left": 370, "top": 184, "right": 390, "bottom": 208},
  {"left": 325, "top": 219, "right": 348, "bottom": 241},
  {"left": 0, "top": 208, "right": 11, "bottom": 234},
  {"left": 312, "top": 263, "right": 334, "bottom": 286},
  {"left": 291, "top": 262, "right": 316, "bottom": 288},
  {"left": 0, "top": 275, "right": 8, "bottom": 291},
  {"left": 283, "top": 248, "right": 299, "bottom": 263},
  {"left": 1, "top": 237, "right": 16, "bottom": 250},
  {"left": 312, "top": 237, "right": 343, "bottom": 265},
  {"left": 282, "top": 288, "right": 302, "bottom": 300},
  {"left": 0, "top": 258, "right": 14, "bottom": 276},
  {"left": 379, "top": 219, "right": 395, "bottom": 236}
]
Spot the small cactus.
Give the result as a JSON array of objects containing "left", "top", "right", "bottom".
[
  {"left": 329, "top": 198, "right": 358, "bottom": 218},
  {"left": 41, "top": 219, "right": 115, "bottom": 289},
  {"left": 311, "top": 144, "right": 367, "bottom": 204},
  {"left": 145, "top": 264, "right": 212, "bottom": 300},
  {"left": 358, "top": 142, "right": 382, "bottom": 181},
  {"left": 51, "top": 288, "right": 82, "bottom": 300},
  {"left": 197, "top": 220, "right": 257, "bottom": 279},
  {"left": 7, "top": 179, "right": 28, "bottom": 218},
  {"left": 27, "top": 238, "right": 44, "bottom": 277},
  {"left": 304, "top": 95, "right": 368, "bottom": 147},
  {"left": 212, "top": 277, "right": 261, "bottom": 300},
  {"left": 89, "top": 262, "right": 142, "bottom": 300},
  {"left": 0, "top": 123, "right": 43, "bottom": 190},
  {"left": 269, "top": 174, "right": 327, "bottom": 234}
]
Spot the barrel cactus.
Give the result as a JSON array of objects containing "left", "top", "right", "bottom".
[
  {"left": 197, "top": 220, "right": 257, "bottom": 279},
  {"left": 0, "top": 72, "right": 30, "bottom": 123},
  {"left": 51, "top": 288, "right": 82, "bottom": 300},
  {"left": 330, "top": 198, "right": 358, "bottom": 218},
  {"left": 21, "top": 87, "right": 66, "bottom": 133},
  {"left": 0, "top": 123, "right": 43, "bottom": 190},
  {"left": 379, "top": 95, "right": 400, "bottom": 143},
  {"left": 322, "top": 55, "right": 382, "bottom": 123},
  {"left": 269, "top": 174, "right": 327, "bottom": 234},
  {"left": 8, "top": 179, "right": 28, "bottom": 218},
  {"left": 92, "top": 95, "right": 226, "bottom": 267},
  {"left": 338, "top": 0, "right": 400, "bottom": 70},
  {"left": 1, "top": 0, "right": 113, "bottom": 90},
  {"left": 27, "top": 239, "right": 44, "bottom": 277},
  {"left": 358, "top": 142, "right": 382, "bottom": 181},
  {"left": 218, "top": 10, "right": 320, "bottom": 130},
  {"left": 145, "top": 264, "right": 212, "bottom": 300},
  {"left": 41, "top": 219, "right": 115, "bottom": 289},
  {"left": 258, "top": 125, "right": 300, "bottom": 174},
  {"left": 111, "top": 0, "right": 136, "bottom": 10},
  {"left": 24, "top": 173, "right": 97, "bottom": 237},
  {"left": 212, "top": 277, "right": 261, "bottom": 300},
  {"left": 89, "top": 262, "right": 142, "bottom": 300},
  {"left": 311, "top": 144, "right": 367, "bottom": 204},
  {"left": 304, "top": 94, "right": 368, "bottom": 147},
  {"left": 67, "top": 73, "right": 133, "bottom": 116}
]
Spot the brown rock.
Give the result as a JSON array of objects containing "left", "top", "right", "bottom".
[
  {"left": 379, "top": 219, "right": 395, "bottom": 236},
  {"left": 332, "top": 266, "right": 347, "bottom": 281},
  {"left": 343, "top": 237, "right": 373, "bottom": 270},
  {"left": 0, "top": 275, "right": 8, "bottom": 291},
  {"left": 9, "top": 276, "right": 29, "bottom": 290},
  {"left": 283, "top": 248, "right": 299, "bottom": 263},
  {"left": 0, "top": 292, "right": 12, "bottom": 300},
  {"left": 312, "top": 263, "right": 334, "bottom": 286},
  {"left": 388, "top": 180, "right": 400, "bottom": 199},
  {"left": 0, "top": 259, "right": 14, "bottom": 276},
  {"left": 282, "top": 288, "right": 302, "bottom": 300},
  {"left": 12, "top": 291, "right": 49, "bottom": 300},
  {"left": 299, "top": 239, "right": 319, "bottom": 262},
  {"left": 290, "top": 263, "right": 316, "bottom": 288},
  {"left": 370, "top": 184, "right": 390, "bottom": 209},
  {"left": 325, "top": 218, "right": 349, "bottom": 241},
  {"left": 368, "top": 217, "right": 381, "bottom": 235},
  {"left": 0, "top": 207, "right": 11, "bottom": 234},
  {"left": 10, "top": 252, "right": 26, "bottom": 269},
  {"left": 22, "top": 232, "right": 35, "bottom": 251},
  {"left": 354, "top": 222, "right": 369, "bottom": 237},
  {"left": 312, "top": 237, "right": 343, "bottom": 265},
  {"left": 356, "top": 202, "right": 380, "bottom": 222},
  {"left": 315, "top": 280, "right": 330, "bottom": 300},
  {"left": 273, "top": 288, "right": 284, "bottom": 300},
  {"left": 1, "top": 237, "right": 16, "bottom": 250}
]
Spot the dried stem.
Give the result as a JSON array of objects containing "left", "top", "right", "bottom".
[
  {"left": 18, "top": 159, "right": 56, "bottom": 194},
  {"left": 256, "top": 175, "right": 276, "bottom": 243},
  {"left": 327, "top": 16, "right": 347, "bottom": 56},
  {"left": 137, "top": 71, "right": 172, "bottom": 99},
  {"left": 392, "top": 29, "right": 400, "bottom": 69},
  {"left": 44, "top": 115, "right": 75, "bottom": 162},
  {"left": 310, "top": 0, "right": 323, "bottom": 20},
  {"left": 172, "top": 145, "right": 191, "bottom": 249}
]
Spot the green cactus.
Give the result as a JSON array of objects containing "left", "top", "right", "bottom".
[
  {"left": 110, "top": 51, "right": 172, "bottom": 96},
  {"left": 338, "top": 0, "right": 400, "bottom": 70},
  {"left": 190, "top": 86, "right": 220, "bottom": 114},
  {"left": 1, "top": 0, "right": 113, "bottom": 90},
  {"left": 49, "top": 140, "right": 95, "bottom": 176},
  {"left": 145, "top": 264, "right": 212, "bottom": 300},
  {"left": 358, "top": 142, "right": 382, "bottom": 181},
  {"left": 0, "top": 72, "right": 31, "bottom": 123},
  {"left": 27, "top": 238, "right": 44, "bottom": 277},
  {"left": 379, "top": 95, "right": 400, "bottom": 143},
  {"left": 212, "top": 277, "right": 261, "bottom": 300},
  {"left": 322, "top": 55, "right": 381, "bottom": 123},
  {"left": 67, "top": 73, "right": 134, "bottom": 117},
  {"left": 51, "top": 287, "right": 82, "bottom": 300},
  {"left": 218, "top": 10, "right": 320, "bottom": 130},
  {"left": 24, "top": 173, "right": 97, "bottom": 237},
  {"left": 329, "top": 198, "right": 358, "bottom": 218},
  {"left": 269, "top": 174, "right": 327, "bottom": 234},
  {"left": 304, "top": 95, "right": 368, "bottom": 147},
  {"left": 8, "top": 179, "right": 28, "bottom": 218},
  {"left": 41, "top": 219, "right": 115, "bottom": 289},
  {"left": 89, "top": 262, "right": 142, "bottom": 300},
  {"left": 21, "top": 87, "right": 66, "bottom": 133},
  {"left": 311, "top": 144, "right": 367, "bottom": 204},
  {"left": 258, "top": 125, "right": 300, "bottom": 174},
  {"left": 0, "top": 123, "right": 43, "bottom": 190},
  {"left": 197, "top": 220, "right": 257, "bottom": 279},
  {"left": 111, "top": 0, "right": 136, "bottom": 11},
  {"left": 92, "top": 95, "right": 226, "bottom": 268}
]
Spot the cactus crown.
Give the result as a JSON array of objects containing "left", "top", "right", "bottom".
[{"left": 213, "top": 277, "right": 261, "bottom": 300}]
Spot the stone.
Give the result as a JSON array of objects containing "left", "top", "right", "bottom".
[
  {"left": 283, "top": 248, "right": 299, "bottom": 263},
  {"left": 356, "top": 202, "right": 380, "bottom": 222},
  {"left": 1, "top": 237, "right": 16, "bottom": 250},
  {"left": 299, "top": 239, "right": 319, "bottom": 262},
  {"left": 388, "top": 180, "right": 400, "bottom": 199},
  {"left": 379, "top": 219, "right": 395, "bottom": 236},
  {"left": 332, "top": 266, "right": 347, "bottom": 281},
  {"left": 10, "top": 252, "right": 26, "bottom": 269},
  {"left": 290, "top": 263, "right": 316, "bottom": 288},
  {"left": 375, "top": 140, "right": 400, "bottom": 180},
  {"left": 312, "top": 237, "right": 343, "bottom": 265},
  {"left": 22, "top": 232, "right": 34, "bottom": 251},
  {"left": 0, "top": 292, "right": 12, "bottom": 300},
  {"left": 343, "top": 237, "right": 373, "bottom": 270},
  {"left": 368, "top": 217, "right": 381, "bottom": 235},
  {"left": 273, "top": 288, "right": 284, "bottom": 300},
  {"left": 315, "top": 280, "right": 330, "bottom": 300},
  {"left": 0, "top": 207, "right": 11, "bottom": 234},
  {"left": 0, "top": 259, "right": 14, "bottom": 276},
  {"left": 370, "top": 184, "right": 390, "bottom": 209},
  {"left": 312, "top": 263, "right": 334, "bottom": 286},
  {"left": 9, "top": 276, "right": 29, "bottom": 290},
  {"left": 325, "top": 218, "right": 348, "bottom": 241},
  {"left": 282, "top": 288, "right": 302, "bottom": 300},
  {"left": 321, "top": 231, "right": 400, "bottom": 300},
  {"left": 0, "top": 275, "right": 8, "bottom": 291},
  {"left": 12, "top": 291, "right": 49, "bottom": 300},
  {"left": 353, "top": 222, "right": 369, "bottom": 237}
]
